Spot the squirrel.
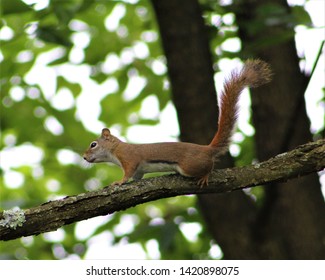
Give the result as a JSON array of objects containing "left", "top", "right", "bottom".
[{"left": 83, "top": 59, "right": 272, "bottom": 186}]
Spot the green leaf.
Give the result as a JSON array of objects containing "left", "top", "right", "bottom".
[
  {"left": 0, "top": 0, "right": 31, "bottom": 15},
  {"left": 291, "top": 5, "right": 312, "bottom": 26},
  {"left": 36, "top": 25, "right": 72, "bottom": 47},
  {"left": 56, "top": 76, "right": 82, "bottom": 97}
]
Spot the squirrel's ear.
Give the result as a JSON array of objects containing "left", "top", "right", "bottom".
[{"left": 101, "top": 128, "right": 111, "bottom": 140}]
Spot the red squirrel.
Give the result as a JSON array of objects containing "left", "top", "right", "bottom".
[{"left": 83, "top": 59, "right": 272, "bottom": 186}]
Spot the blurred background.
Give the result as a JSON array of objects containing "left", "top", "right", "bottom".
[{"left": 0, "top": 0, "right": 324, "bottom": 259}]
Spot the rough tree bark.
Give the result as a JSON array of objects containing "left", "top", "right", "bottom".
[
  {"left": 151, "top": 0, "right": 262, "bottom": 259},
  {"left": 1, "top": 139, "right": 324, "bottom": 241},
  {"left": 151, "top": 0, "right": 325, "bottom": 259}
]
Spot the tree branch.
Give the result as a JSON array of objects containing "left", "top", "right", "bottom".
[{"left": 1, "top": 139, "right": 324, "bottom": 241}]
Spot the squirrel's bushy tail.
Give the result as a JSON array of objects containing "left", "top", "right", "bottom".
[{"left": 209, "top": 59, "right": 272, "bottom": 153}]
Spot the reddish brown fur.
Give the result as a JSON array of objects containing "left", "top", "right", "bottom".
[
  {"left": 84, "top": 60, "right": 272, "bottom": 186},
  {"left": 209, "top": 60, "right": 272, "bottom": 154}
]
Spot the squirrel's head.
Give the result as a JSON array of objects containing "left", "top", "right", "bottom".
[{"left": 83, "top": 128, "right": 121, "bottom": 165}]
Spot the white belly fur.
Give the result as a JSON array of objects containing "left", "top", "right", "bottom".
[
  {"left": 137, "top": 161, "right": 188, "bottom": 177},
  {"left": 138, "top": 162, "right": 179, "bottom": 173}
]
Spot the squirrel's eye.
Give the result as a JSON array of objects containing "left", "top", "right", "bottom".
[{"left": 90, "top": 142, "right": 97, "bottom": 148}]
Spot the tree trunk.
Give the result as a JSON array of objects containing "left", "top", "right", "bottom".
[
  {"left": 151, "top": 0, "right": 325, "bottom": 259},
  {"left": 151, "top": 0, "right": 260, "bottom": 259},
  {"left": 235, "top": 0, "right": 325, "bottom": 259}
]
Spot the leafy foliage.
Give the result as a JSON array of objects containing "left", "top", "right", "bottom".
[{"left": 0, "top": 0, "right": 212, "bottom": 260}]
